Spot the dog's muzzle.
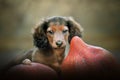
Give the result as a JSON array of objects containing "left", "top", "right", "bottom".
[{"left": 56, "top": 40, "right": 63, "bottom": 47}]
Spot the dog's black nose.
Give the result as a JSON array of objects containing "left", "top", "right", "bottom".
[{"left": 56, "top": 40, "right": 63, "bottom": 47}]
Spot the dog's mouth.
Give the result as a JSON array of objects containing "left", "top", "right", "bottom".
[
  {"left": 54, "top": 47, "right": 65, "bottom": 49},
  {"left": 54, "top": 46, "right": 66, "bottom": 49}
]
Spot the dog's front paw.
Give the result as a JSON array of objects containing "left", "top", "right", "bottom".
[{"left": 22, "top": 59, "right": 31, "bottom": 65}]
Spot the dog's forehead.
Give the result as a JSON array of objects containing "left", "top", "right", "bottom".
[
  {"left": 48, "top": 21, "right": 66, "bottom": 26},
  {"left": 47, "top": 25, "right": 68, "bottom": 31},
  {"left": 47, "top": 17, "right": 67, "bottom": 26},
  {"left": 49, "top": 22, "right": 61, "bottom": 26},
  {"left": 48, "top": 16, "right": 66, "bottom": 20}
]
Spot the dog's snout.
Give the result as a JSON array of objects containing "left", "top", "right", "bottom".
[{"left": 56, "top": 40, "right": 63, "bottom": 47}]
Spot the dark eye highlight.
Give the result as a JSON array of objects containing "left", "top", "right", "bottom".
[
  {"left": 47, "top": 30, "right": 54, "bottom": 34},
  {"left": 63, "top": 29, "right": 68, "bottom": 34}
]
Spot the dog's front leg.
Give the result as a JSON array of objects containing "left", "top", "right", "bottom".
[{"left": 22, "top": 59, "right": 32, "bottom": 65}]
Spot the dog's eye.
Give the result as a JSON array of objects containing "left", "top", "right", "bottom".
[
  {"left": 63, "top": 30, "right": 68, "bottom": 34},
  {"left": 47, "top": 30, "right": 54, "bottom": 34}
]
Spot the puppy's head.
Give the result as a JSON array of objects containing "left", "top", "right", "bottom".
[
  {"left": 46, "top": 24, "right": 69, "bottom": 49},
  {"left": 33, "top": 16, "right": 83, "bottom": 49}
]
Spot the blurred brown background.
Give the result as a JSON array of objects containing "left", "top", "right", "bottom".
[{"left": 0, "top": 0, "right": 120, "bottom": 69}]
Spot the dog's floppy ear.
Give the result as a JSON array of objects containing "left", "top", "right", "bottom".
[
  {"left": 66, "top": 17, "right": 83, "bottom": 43},
  {"left": 32, "top": 19, "right": 50, "bottom": 49}
]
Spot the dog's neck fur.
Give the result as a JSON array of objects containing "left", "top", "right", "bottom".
[
  {"left": 41, "top": 47, "right": 65, "bottom": 63},
  {"left": 53, "top": 48, "right": 65, "bottom": 63}
]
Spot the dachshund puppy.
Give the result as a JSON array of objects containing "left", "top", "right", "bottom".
[{"left": 4, "top": 16, "right": 83, "bottom": 73}]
